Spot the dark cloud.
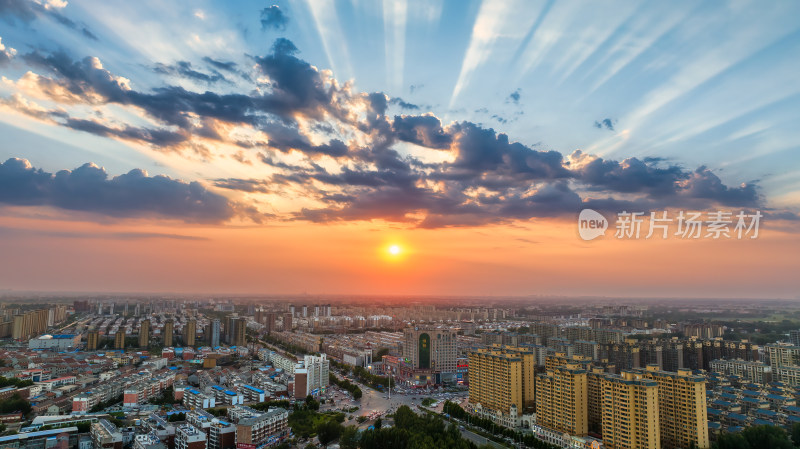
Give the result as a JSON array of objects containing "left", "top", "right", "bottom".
[
  {"left": 682, "top": 167, "right": 760, "bottom": 207},
  {"left": 4, "top": 39, "right": 773, "bottom": 228},
  {"left": 260, "top": 5, "right": 287, "bottom": 31},
  {"left": 594, "top": 118, "right": 615, "bottom": 131},
  {"left": 507, "top": 89, "right": 521, "bottom": 104},
  {"left": 0, "top": 158, "right": 242, "bottom": 223},
  {"left": 153, "top": 61, "right": 228, "bottom": 84},
  {"left": 572, "top": 151, "right": 686, "bottom": 196},
  {"left": 0, "top": 0, "right": 97, "bottom": 40},
  {"left": 213, "top": 178, "right": 271, "bottom": 193},
  {"left": 446, "top": 122, "right": 569, "bottom": 180},
  {"left": 392, "top": 114, "right": 452, "bottom": 149},
  {"left": 0, "top": 226, "right": 209, "bottom": 241},
  {"left": 63, "top": 117, "right": 188, "bottom": 147},
  {"left": 389, "top": 97, "right": 419, "bottom": 110}
]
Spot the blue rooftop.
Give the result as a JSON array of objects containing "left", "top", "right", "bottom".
[
  {"left": 728, "top": 413, "right": 748, "bottom": 422},
  {"left": 242, "top": 385, "right": 264, "bottom": 394},
  {"left": 765, "top": 394, "right": 790, "bottom": 400}
]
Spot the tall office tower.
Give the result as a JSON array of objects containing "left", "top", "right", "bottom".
[
  {"left": 325, "top": 304, "right": 331, "bottom": 317},
  {"left": 124, "top": 303, "right": 129, "bottom": 316},
  {"left": 184, "top": 319, "right": 196, "bottom": 347},
  {"left": 637, "top": 366, "right": 709, "bottom": 449},
  {"left": 302, "top": 305, "right": 308, "bottom": 317},
  {"left": 87, "top": 329, "right": 100, "bottom": 351},
  {"left": 314, "top": 305, "right": 320, "bottom": 317},
  {"left": 164, "top": 320, "right": 174, "bottom": 347},
  {"left": 233, "top": 318, "right": 246, "bottom": 347},
  {"left": 139, "top": 319, "right": 151, "bottom": 348},
  {"left": 134, "top": 303, "right": 141, "bottom": 316},
  {"left": 115, "top": 330, "right": 126, "bottom": 350},
  {"left": 468, "top": 345, "right": 536, "bottom": 426},
  {"left": 208, "top": 319, "right": 220, "bottom": 347},
  {"left": 402, "top": 327, "right": 458, "bottom": 373},
  {"left": 601, "top": 371, "right": 660, "bottom": 449},
  {"left": 535, "top": 361, "right": 588, "bottom": 437},
  {"left": 289, "top": 305, "right": 295, "bottom": 317}
]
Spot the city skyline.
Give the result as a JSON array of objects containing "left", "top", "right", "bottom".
[{"left": 1, "top": 0, "right": 799, "bottom": 298}]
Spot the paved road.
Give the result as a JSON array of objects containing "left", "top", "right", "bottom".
[{"left": 460, "top": 429, "right": 507, "bottom": 448}]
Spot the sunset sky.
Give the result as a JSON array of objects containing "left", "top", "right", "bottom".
[{"left": 0, "top": 0, "right": 798, "bottom": 298}]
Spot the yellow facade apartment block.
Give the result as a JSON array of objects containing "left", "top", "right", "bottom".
[
  {"left": 601, "top": 371, "right": 660, "bottom": 449},
  {"left": 469, "top": 347, "right": 523, "bottom": 416},
  {"left": 535, "top": 361, "right": 588, "bottom": 436},
  {"left": 638, "top": 366, "right": 709, "bottom": 449}
]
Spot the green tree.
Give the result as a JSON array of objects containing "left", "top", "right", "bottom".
[
  {"left": 339, "top": 426, "right": 360, "bottom": 449},
  {"left": 374, "top": 417, "right": 382, "bottom": 430},
  {"left": 791, "top": 422, "right": 800, "bottom": 448},
  {"left": 316, "top": 419, "right": 343, "bottom": 446}
]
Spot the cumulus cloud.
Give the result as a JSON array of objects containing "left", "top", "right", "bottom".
[
  {"left": 0, "top": 36, "right": 16, "bottom": 66},
  {"left": 507, "top": 89, "right": 521, "bottom": 104},
  {"left": 0, "top": 158, "right": 245, "bottom": 222},
  {"left": 0, "top": 38, "right": 772, "bottom": 228},
  {"left": 260, "top": 5, "right": 287, "bottom": 30}
]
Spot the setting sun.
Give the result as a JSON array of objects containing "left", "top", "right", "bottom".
[{"left": 388, "top": 244, "right": 402, "bottom": 255}]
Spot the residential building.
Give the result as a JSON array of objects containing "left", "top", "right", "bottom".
[
  {"left": 92, "top": 419, "right": 123, "bottom": 449},
  {"left": 637, "top": 366, "right": 709, "bottom": 449},
  {"left": 140, "top": 320, "right": 150, "bottom": 348},
  {"left": 468, "top": 345, "right": 535, "bottom": 428},
  {"left": 535, "top": 361, "right": 588, "bottom": 437},
  {"left": 710, "top": 359, "right": 773, "bottom": 384},
  {"left": 601, "top": 371, "right": 660, "bottom": 449},
  {"left": 175, "top": 424, "right": 206, "bottom": 449},
  {"left": 164, "top": 320, "right": 174, "bottom": 347}
]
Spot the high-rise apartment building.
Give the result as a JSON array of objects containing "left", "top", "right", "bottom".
[
  {"left": 115, "top": 330, "right": 126, "bottom": 350},
  {"left": 87, "top": 329, "right": 100, "bottom": 351},
  {"left": 600, "top": 371, "right": 660, "bottom": 449},
  {"left": 139, "top": 319, "right": 150, "bottom": 348},
  {"left": 184, "top": 319, "right": 196, "bottom": 347},
  {"left": 766, "top": 343, "right": 800, "bottom": 368},
  {"left": 535, "top": 361, "right": 588, "bottom": 437},
  {"left": 469, "top": 345, "right": 536, "bottom": 427},
  {"left": 208, "top": 319, "right": 220, "bottom": 347},
  {"left": 790, "top": 330, "right": 800, "bottom": 347},
  {"left": 636, "top": 366, "right": 709, "bottom": 449},
  {"left": 12, "top": 309, "right": 49, "bottom": 340},
  {"left": 233, "top": 318, "right": 246, "bottom": 347},
  {"left": 164, "top": 320, "right": 174, "bottom": 347}
]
